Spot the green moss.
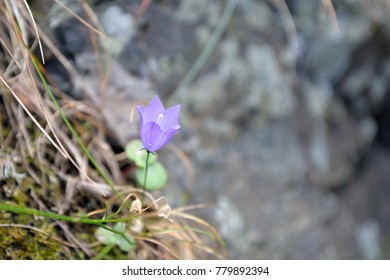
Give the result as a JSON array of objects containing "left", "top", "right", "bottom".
[
  {"left": 0, "top": 214, "right": 71, "bottom": 259},
  {"left": 13, "top": 189, "right": 29, "bottom": 205}
]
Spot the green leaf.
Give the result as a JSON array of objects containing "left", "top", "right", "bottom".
[
  {"left": 95, "top": 226, "right": 115, "bottom": 244},
  {"left": 125, "top": 139, "right": 157, "bottom": 167},
  {"left": 136, "top": 161, "right": 168, "bottom": 190},
  {"left": 113, "top": 223, "right": 136, "bottom": 252},
  {"left": 95, "top": 223, "right": 136, "bottom": 252}
]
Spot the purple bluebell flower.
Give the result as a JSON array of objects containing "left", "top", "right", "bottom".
[{"left": 137, "top": 95, "right": 181, "bottom": 152}]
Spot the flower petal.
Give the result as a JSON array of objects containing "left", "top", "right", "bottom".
[
  {"left": 159, "top": 104, "right": 181, "bottom": 132},
  {"left": 149, "top": 127, "right": 179, "bottom": 152},
  {"left": 137, "top": 96, "right": 180, "bottom": 152},
  {"left": 140, "top": 122, "right": 163, "bottom": 152},
  {"left": 142, "top": 95, "right": 165, "bottom": 124}
]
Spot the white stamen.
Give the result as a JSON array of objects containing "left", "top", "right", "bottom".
[{"left": 157, "top": 114, "right": 164, "bottom": 124}]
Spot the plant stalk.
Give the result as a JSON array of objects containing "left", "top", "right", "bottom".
[{"left": 142, "top": 150, "right": 151, "bottom": 203}]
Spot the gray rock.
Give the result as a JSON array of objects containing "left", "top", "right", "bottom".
[
  {"left": 355, "top": 220, "right": 380, "bottom": 259},
  {"left": 100, "top": 5, "right": 136, "bottom": 56},
  {"left": 245, "top": 44, "right": 296, "bottom": 118}
]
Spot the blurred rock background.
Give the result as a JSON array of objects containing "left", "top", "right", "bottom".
[{"left": 32, "top": 0, "right": 390, "bottom": 259}]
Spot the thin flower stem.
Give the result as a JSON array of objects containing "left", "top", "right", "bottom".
[{"left": 142, "top": 150, "right": 151, "bottom": 203}]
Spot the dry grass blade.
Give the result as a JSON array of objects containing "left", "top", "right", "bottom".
[
  {"left": 54, "top": 0, "right": 104, "bottom": 36},
  {"left": 142, "top": 206, "right": 226, "bottom": 259},
  {"left": 22, "top": 0, "right": 44, "bottom": 64},
  {"left": 136, "top": 236, "right": 182, "bottom": 260},
  {"left": 0, "top": 75, "right": 68, "bottom": 159},
  {"left": 77, "top": 0, "right": 110, "bottom": 108},
  {"left": 0, "top": 36, "right": 21, "bottom": 69}
]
